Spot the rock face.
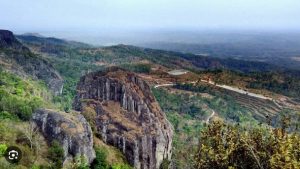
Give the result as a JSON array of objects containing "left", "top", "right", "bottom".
[
  {"left": 0, "top": 30, "right": 63, "bottom": 95},
  {"left": 32, "top": 109, "right": 95, "bottom": 164},
  {"left": 74, "top": 67, "right": 173, "bottom": 169},
  {"left": 0, "top": 30, "right": 27, "bottom": 50}
]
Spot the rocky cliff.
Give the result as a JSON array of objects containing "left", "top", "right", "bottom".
[
  {"left": 32, "top": 109, "right": 95, "bottom": 164},
  {"left": 0, "top": 30, "right": 63, "bottom": 95},
  {"left": 74, "top": 67, "right": 173, "bottom": 169},
  {"left": 0, "top": 30, "right": 28, "bottom": 50}
]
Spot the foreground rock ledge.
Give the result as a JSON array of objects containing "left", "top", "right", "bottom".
[
  {"left": 32, "top": 109, "right": 95, "bottom": 165},
  {"left": 74, "top": 67, "right": 173, "bottom": 169}
]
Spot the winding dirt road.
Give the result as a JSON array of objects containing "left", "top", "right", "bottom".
[
  {"left": 154, "top": 83, "right": 175, "bottom": 88},
  {"left": 153, "top": 80, "right": 283, "bottom": 124},
  {"left": 200, "top": 80, "right": 272, "bottom": 100}
]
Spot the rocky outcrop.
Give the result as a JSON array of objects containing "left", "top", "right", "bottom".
[
  {"left": 0, "top": 30, "right": 26, "bottom": 50},
  {"left": 74, "top": 67, "right": 173, "bottom": 169},
  {"left": 32, "top": 109, "right": 95, "bottom": 164},
  {"left": 0, "top": 30, "right": 63, "bottom": 95}
]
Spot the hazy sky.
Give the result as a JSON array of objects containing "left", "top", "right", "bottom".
[{"left": 1, "top": 0, "right": 299, "bottom": 32}]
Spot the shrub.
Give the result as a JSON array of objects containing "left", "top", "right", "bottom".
[
  {"left": 0, "top": 71, "right": 48, "bottom": 121},
  {"left": 194, "top": 120, "right": 300, "bottom": 169},
  {"left": 160, "top": 159, "right": 171, "bottom": 169},
  {"left": 0, "top": 144, "right": 7, "bottom": 156},
  {"left": 48, "top": 140, "right": 64, "bottom": 169},
  {"left": 121, "top": 63, "right": 151, "bottom": 73},
  {"left": 111, "top": 163, "right": 132, "bottom": 169},
  {"left": 82, "top": 106, "right": 97, "bottom": 132},
  {"left": 91, "top": 148, "right": 109, "bottom": 169},
  {"left": 0, "top": 111, "right": 17, "bottom": 120},
  {"left": 73, "top": 155, "right": 89, "bottom": 169}
]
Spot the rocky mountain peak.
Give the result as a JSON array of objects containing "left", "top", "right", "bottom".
[
  {"left": 0, "top": 30, "right": 27, "bottom": 50},
  {"left": 74, "top": 67, "right": 173, "bottom": 169}
]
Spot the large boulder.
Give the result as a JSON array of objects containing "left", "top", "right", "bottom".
[
  {"left": 32, "top": 109, "right": 95, "bottom": 164},
  {"left": 74, "top": 67, "right": 173, "bottom": 169}
]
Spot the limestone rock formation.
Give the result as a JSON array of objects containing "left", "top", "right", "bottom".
[
  {"left": 32, "top": 109, "right": 95, "bottom": 164},
  {"left": 0, "top": 30, "right": 63, "bottom": 95},
  {"left": 73, "top": 67, "right": 173, "bottom": 169}
]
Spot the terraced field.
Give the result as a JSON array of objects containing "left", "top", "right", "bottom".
[{"left": 220, "top": 88, "right": 282, "bottom": 121}]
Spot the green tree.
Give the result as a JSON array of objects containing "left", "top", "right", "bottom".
[
  {"left": 48, "top": 140, "right": 64, "bottom": 169},
  {"left": 73, "top": 155, "right": 89, "bottom": 169},
  {"left": 91, "top": 148, "right": 109, "bottom": 169},
  {"left": 194, "top": 120, "right": 300, "bottom": 169}
]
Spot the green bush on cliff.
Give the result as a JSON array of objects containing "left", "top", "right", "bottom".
[
  {"left": 48, "top": 140, "right": 64, "bottom": 169},
  {"left": 159, "top": 159, "right": 171, "bottom": 169},
  {"left": 73, "top": 155, "right": 90, "bottom": 169},
  {"left": 0, "top": 70, "right": 50, "bottom": 121},
  {"left": 91, "top": 147, "right": 132, "bottom": 169},
  {"left": 111, "top": 164, "right": 132, "bottom": 169},
  {"left": 92, "top": 148, "right": 109, "bottom": 169}
]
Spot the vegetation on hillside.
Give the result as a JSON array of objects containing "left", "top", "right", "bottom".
[
  {"left": 173, "top": 83, "right": 257, "bottom": 123},
  {"left": 195, "top": 118, "right": 300, "bottom": 169},
  {"left": 152, "top": 86, "right": 260, "bottom": 168},
  {"left": 0, "top": 70, "right": 52, "bottom": 121},
  {"left": 4, "top": 35, "right": 300, "bottom": 169},
  {"left": 0, "top": 68, "right": 131, "bottom": 169},
  {"left": 48, "top": 140, "right": 64, "bottom": 168},
  {"left": 91, "top": 147, "right": 132, "bottom": 169},
  {"left": 47, "top": 57, "right": 104, "bottom": 111},
  {"left": 20, "top": 36, "right": 300, "bottom": 99},
  {"left": 198, "top": 69, "right": 300, "bottom": 99},
  {"left": 120, "top": 63, "right": 151, "bottom": 73},
  {"left": 0, "top": 70, "right": 54, "bottom": 168},
  {"left": 152, "top": 88, "right": 205, "bottom": 168}
]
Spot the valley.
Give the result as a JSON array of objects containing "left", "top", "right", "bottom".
[{"left": 0, "top": 30, "right": 300, "bottom": 169}]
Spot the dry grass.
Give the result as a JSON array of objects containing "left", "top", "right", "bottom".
[
  {"left": 44, "top": 109, "right": 85, "bottom": 134},
  {"left": 101, "top": 101, "right": 143, "bottom": 136}
]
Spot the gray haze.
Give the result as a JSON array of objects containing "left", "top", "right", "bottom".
[{"left": 0, "top": 0, "right": 300, "bottom": 45}]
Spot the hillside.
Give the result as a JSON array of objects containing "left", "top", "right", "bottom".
[
  {"left": 19, "top": 35, "right": 300, "bottom": 98},
  {"left": 1, "top": 32, "right": 300, "bottom": 169},
  {"left": 0, "top": 31, "right": 133, "bottom": 168},
  {"left": 17, "top": 34, "right": 91, "bottom": 49},
  {"left": 140, "top": 33, "right": 300, "bottom": 71},
  {"left": 0, "top": 30, "right": 63, "bottom": 95}
]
